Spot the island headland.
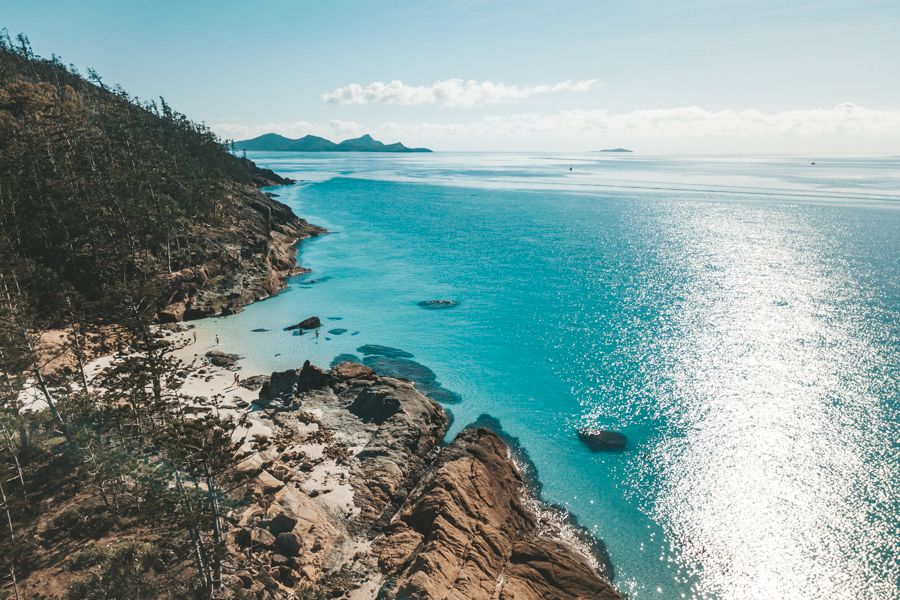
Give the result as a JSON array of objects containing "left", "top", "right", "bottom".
[{"left": 234, "top": 133, "right": 432, "bottom": 153}]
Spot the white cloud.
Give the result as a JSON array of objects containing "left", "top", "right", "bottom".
[
  {"left": 375, "top": 103, "right": 900, "bottom": 139},
  {"left": 212, "top": 103, "right": 900, "bottom": 152},
  {"left": 320, "top": 78, "right": 600, "bottom": 108}
]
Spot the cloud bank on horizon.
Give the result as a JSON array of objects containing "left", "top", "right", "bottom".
[
  {"left": 214, "top": 102, "right": 900, "bottom": 153},
  {"left": 321, "top": 78, "right": 600, "bottom": 108}
]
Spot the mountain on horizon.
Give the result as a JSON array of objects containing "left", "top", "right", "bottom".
[{"left": 235, "top": 132, "right": 432, "bottom": 153}]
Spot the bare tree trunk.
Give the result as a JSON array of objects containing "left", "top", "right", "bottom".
[
  {"left": 174, "top": 467, "right": 212, "bottom": 595},
  {"left": 0, "top": 422, "right": 26, "bottom": 502},
  {"left": 0, "top": 477, "right": 22, "bottom": 600},
  {"left": 203, "top": 459, "right": 223, "bottom": 590}
]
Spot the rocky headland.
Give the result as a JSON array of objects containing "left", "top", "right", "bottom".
[
  {"left": 208, "top": 356, "right": 621, "bottom": 599},
  {"left": 158, "top": 167, "right": 324, "bottom": 322}
]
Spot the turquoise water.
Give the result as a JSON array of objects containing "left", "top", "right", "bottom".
[{"left": 200, "top": 153, "right": 900, "bottom": 599}]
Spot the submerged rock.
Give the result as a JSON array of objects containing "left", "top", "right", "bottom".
[
  {"left": 417, "top": 299, "right": 459, "bottom": 310},
  {"left": 330, "top": 353, "right": 361, "bottom": 368},
  {"left": 328, "top": 328, "right": 347, "bottom": 335},
  {"left": 284, "top": 316, "right": 321, "bottom": 331},
  {"left": 251, "top": 327, "right": 270, "bottom": 332},
  {"left": 357, "top": 344, "right": 414, "bottom": 359},
  {"left": 362, "top": 355, "right": 462, "bottom": 404},
  {"left": 578, "top": 428, "right": 627, "bottom": 451}
]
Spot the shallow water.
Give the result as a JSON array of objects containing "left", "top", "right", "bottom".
[{"left": 198, "top": 152, "right": 900, "bottom": 599}]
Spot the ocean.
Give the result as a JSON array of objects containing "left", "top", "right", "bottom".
[{"left": 196, "top": 152, "right": 899, "bottom": 599}]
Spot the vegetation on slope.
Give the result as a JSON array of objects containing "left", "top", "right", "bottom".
[{"left": 0, "top": 31, "right": 304, "bottom": 599}]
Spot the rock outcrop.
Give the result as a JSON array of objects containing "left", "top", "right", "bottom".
[
  {"left": 578, "top": 428, "right": 627, "bottom": 451},
  {"left": 222, "top": 362, "right": 621, "bottom": 599},
  {"left": 374, "top": 428, "right": 620, "bottom": 600},
  {"left": 159, "top": 183, "right": 324, "bottom": 322}
]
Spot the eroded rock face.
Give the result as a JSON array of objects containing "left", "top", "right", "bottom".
[
  {"left": 374, "top": 428, "right": 622, "bottom": 600},
  {"left": 223, "top": 364, "right": 620, "bottom": 600},
  {"left": 159, "top": 184, "right": 323, "bottom": 321}
]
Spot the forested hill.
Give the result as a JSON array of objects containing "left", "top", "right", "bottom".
[
  {"left": 0, "top": 33, "right": 321, "bottom": 329},
  {"left": 235, "top": 132, "right": 432, "bottom": 152}
]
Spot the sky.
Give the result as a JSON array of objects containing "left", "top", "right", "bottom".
[{"left": 4, "top": 0, "right": 900, "bottom": 153}]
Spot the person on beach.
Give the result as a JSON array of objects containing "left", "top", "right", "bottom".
[
  {"left": 192, "top": 331, "right": 197, "bottom": 344},
  {"left": 233, "top": 373, "right": 240, "bottom": 386},
  {"left": 315, "top": 329, "right": 319, "bottom": 338},
  {"left": 216, "top": 334, "right": 219, "bottom": 345}
]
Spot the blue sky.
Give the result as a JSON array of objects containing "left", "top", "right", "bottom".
[{"left": 4, "top": 0, "right": 900, "bottom": 152}]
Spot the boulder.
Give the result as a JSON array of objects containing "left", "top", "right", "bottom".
[
  {"left": 258, "top": 369, "right": 299, "bottom": 405},
  {"left": 296, "top": 360, "right": 332, "bottom": 392},
  {"left": 275, "top": 532, "right": 302, "bottom": 557},
  {"left": 348, "top": 388, "right": 402, "bottom": 425},
  {"left": 577, "top": 428, "right": 627, "bottom": 451},
  {"left": 268, "top": 513, "right": 299, "bottom": 535},
  {"left": 332, "top": 361, "right": 376, "bottom": 381},
  {"left": 284, "top": 316, "right": 321, "bottom": 331},
  {"left": 205, "top": 350, "right": 241, "bottom": 368}
]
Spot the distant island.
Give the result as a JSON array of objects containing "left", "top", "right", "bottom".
[
  {"left": 235, "top": 132, "right": 432, "bottom": 153},
  {"left": 600, "top": 147, "right": 633, "bottom": 153}
]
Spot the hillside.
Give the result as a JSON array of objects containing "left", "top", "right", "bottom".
[
  {"left": 0, "top": 36, "right": 322, "bottom": 327},
  {"left": 235, "top": 132, "right": 432, "bottom": 152}
]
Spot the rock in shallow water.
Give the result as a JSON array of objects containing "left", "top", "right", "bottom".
[
  {"left": 578, "top": 428, "right": 627, "bottom": 450},
  {"left": 284, "top": 316, "right": 321, "bottom": 331},
  {"left": 361, "top": 355, "right": 462, "bottom": 404},
  {"left": 417, "top": 299, "right": 459, "bottom": 310},
  {"left": 328, "top": 328, "right": 347, "bottom": 335},
  {"left": 357, "top": 344, "right": 414, "bottom": 359}
]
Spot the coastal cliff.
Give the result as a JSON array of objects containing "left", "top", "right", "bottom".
[
  {"left": 158, "top": 179, "right": 323, "bottom": 322},
  {"left": 219, "top": 361, "right": 621, "bottom": 599}
]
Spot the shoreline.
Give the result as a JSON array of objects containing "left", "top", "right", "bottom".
[
  {"left": 51, "top": 171, "right": 623, "bottom": 598},
  {"left": 160, "top": 177, "right": 623, "bottom": 596}
]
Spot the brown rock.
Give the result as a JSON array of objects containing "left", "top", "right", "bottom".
[
  {"left": 268, "top": 512, "right": 298, "bottom": 535},
  {"left": 275, "top": 532, "right": 302, "bottom": 557},
  {"left": 375, "top": 428, "right": 621, "bottom": 600},
  {"left": 332, "top": 361, "right": 376, "bottom": 380}
]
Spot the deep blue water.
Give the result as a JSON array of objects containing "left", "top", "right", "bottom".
[{"left": 199, "top": 153, "right": 900, "bottom": 599}]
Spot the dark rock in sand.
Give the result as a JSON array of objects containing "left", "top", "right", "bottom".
[
  {"left": 328, "top": 328, "right": 347, "bottom": 335},
  {"left": 205, "top": 350, "right": 241, "bottom": 368},
  {"left": 239, "top": 375, "right": 269, "bottom": 391},
  {"left": 578, "top": 428, "right": 627, "bottom": 450},
  {"left": 417, "top": 299, "right": 459, "bottom": 310},
  {"left": 357, "top": 344, "right": 414, "bottom": 359},
  {"left": 258, "top": 369, "right": 299, "bottom": 405},
  {"left": 284, "top": 316, "right": 321, "bottom": 331}
]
